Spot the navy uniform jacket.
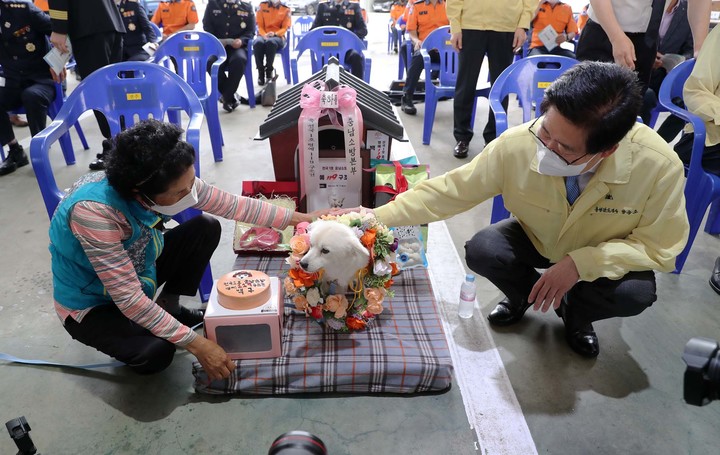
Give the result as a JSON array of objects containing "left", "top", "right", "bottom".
[
  {"left": 0, "top": 0, "right": 53, "bottom": 84},
  {"left": 48, "top": 0, "right": 124, "bottom": 38},
  {"left": 203, "top": 0, "right": 255, "bottom": 44},
  {"left": 117, "top": 0, "right": 155, "bottom": 49},
  {"left": 311, "top": 0, "right": 366, "bottom": 40}
]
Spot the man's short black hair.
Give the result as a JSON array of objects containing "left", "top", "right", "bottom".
[
  {"left": 105, "top": 119, "right": 195, "bottom": 200},
  {"left": 540, "top": 61, "right": 643, "bottom": 154}
]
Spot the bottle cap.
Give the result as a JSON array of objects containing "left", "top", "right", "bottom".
[{"left": 465, "top": 274, "right": 475, "bottom": 282}]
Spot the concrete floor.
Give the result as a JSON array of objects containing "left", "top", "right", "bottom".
[{"left": 2, "top": 10, "right": 720, "bottom": 455}]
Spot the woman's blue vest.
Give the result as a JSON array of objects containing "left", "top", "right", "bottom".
[{"left": 48, "top": 173, "right": 164, "bottom": 310}]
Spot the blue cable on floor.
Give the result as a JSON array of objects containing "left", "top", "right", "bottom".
[{"left": 0, "top": 321, "right": 203, "bottom": 370}]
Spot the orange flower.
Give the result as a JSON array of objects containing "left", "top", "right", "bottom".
[
  {"left": 364, "top": 287, "right": 386, "bottom": 306},
  {"left": 283, "top": 277, "right": 297, "bottom": 294},
  {"left": 288, "top": 268, "right": 321, "bottom": 288},
  {"left": 383, "top": 279, "right": 394, "bottom": 289},
  {"left": 366, "top": 301, "right": 383, "bottom": 315},
  {"left": 289, "top": 234, "right": 311, "bottom": 255},
  {"left": 346, "top": 316, "right": 367, "bottom": 331},
  {"left": 324, "top": 294, "right": 349, "bottom": 319},
  {"left": 360, "top": 228, "right": 376, "bottom": 249},
  {"left": 390, "top": 262, "right": 399, "bottom": 276},
  {"left": 293, "top": 295, "right": 309, "bottom": 312}
]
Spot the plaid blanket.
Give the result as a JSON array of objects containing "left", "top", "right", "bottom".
[{"left": 192, "top": 256, "right": 453, "bottom": 394}]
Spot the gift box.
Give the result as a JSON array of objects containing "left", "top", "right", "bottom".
[{"left": 203, "top": 277, "right": 283, "bottom": 360}]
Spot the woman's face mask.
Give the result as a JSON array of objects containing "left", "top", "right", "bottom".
[
  {"left": 535, "top": 143, "right": 602, "bottom": 177},
  {"left": 145, "top": 178, "right": 198, "bottom": 216}
]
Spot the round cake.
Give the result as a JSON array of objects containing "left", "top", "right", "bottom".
[{"left": 216, "top": 270, "right": 272, "bottom": 310}]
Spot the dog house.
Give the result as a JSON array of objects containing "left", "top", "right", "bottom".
[{"left": 256, "top": 57, "right": 405, "bottom": 211}]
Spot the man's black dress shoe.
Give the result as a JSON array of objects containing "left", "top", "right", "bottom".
[
  {"left": 559, "top": 304, "right": 599, "bottom": 358},
  {"left": 709, "top": 256, "right": 720, "bottom": 295},
  {"left": 487, "top": 297, "right": 533, "bottom": 326},
  {"left": 174, "top": 306, "right": 205, "bottom": 327},
  {"left": 453, "top": 140, "right": 469, "bottom": 159}
]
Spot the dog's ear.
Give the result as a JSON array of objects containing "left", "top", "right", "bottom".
[{"left": 348, "top": 237, "right": 370, "bottom": 262}]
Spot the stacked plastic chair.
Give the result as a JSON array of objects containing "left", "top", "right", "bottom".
[{"left": 290, "top": 26, "right": 371, "bottom": 84}]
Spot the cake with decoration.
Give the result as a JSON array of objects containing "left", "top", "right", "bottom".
[{"left": 216, "top": 270, "right": 272, "bottom": 310}]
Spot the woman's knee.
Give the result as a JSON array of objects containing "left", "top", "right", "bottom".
[{"left": 128, "top": 338, "right": 176, "bottom": 375}]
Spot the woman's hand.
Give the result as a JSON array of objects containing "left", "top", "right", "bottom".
[{"left": 186, "top": 336, "right": 235, "bottom": 381}]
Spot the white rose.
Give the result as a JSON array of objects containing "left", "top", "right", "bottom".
[
  {"left": 373, "top": 259, "right": 392, "bottom": 276},
  {"left": 306, "top": 287, "right": 322, "bottom": 306}
]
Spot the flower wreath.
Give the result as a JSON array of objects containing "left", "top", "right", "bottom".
[{"left": 283, "top": 211, "right": 399, "bottom": 332}]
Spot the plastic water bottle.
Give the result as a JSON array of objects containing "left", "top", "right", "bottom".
[{"left": 458, "top": 274, "right": 476, "bottom": 319}]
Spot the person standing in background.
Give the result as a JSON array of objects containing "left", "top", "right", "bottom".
[
  {"left": 254, "top": 0, "right": 291, "bottom": 86},
  {"left": 117, "top": 0, "right": 156, "bottom": 61},
  {"left": 152, "top": 0, "right": 198, "bottom": 40},
  {"left": 447, "top": 0, "right": 535, "bottom": 159},
  {"left": 575, "top": 0, "right": 710, "bottom": 93},
  {"left": 389, "top": 0, "right": 407, "bottom": 54},
  {"left": 48, "top": 0, "right": 125, "bottom": 171},
  {"left": 203, "top": 0, "right": 255, "bottom": 113}
]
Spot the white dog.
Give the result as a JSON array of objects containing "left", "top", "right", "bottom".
[{"left": 299, "top": 220, "right": 370, "bottom": 291}]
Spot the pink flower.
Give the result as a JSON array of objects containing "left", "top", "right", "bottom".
[
  {"left": 289, "top": 234, "right": 311, "bottom": 255},
  {"left": 286, "top": 253, "right": 303, "bottom": 269},
  {"left": 324, "top": 294, "right": 349, "bottom": 319}
]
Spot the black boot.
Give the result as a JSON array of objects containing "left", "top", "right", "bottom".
[
  {"left": 258, "top": 67, "right": 266, "bottom": 86},
  {"left": 89, "top": 139, "right": 113, "bottom": 171},
  {"left": 401, "top": 93, "right": 416, "bottom": 115},
  {"left": 0, "top": 144, "right": 29, "bottom": 176},
  {"left": 265, "top": 66, "right": 274, "bottom": 83}
]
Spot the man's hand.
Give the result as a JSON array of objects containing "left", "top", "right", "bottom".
[
  {"left": 555, "top": 32, "right": 567, "bottom": 45},
  {"left": 50, "top": 32, "right": 69, "bottom": 53},
  {"left": 186, "top": 336, "right": 235, "bottom": 381},
  {"left": 232, "top": 38, "right": 243, "bottom": 49},
  {"left": 50, "top": 67, "right": 66, "bottom": 84},
  {"left": 412, "top": 39, "right": 422, "bottom": 51},
  {"left": 609, "top": 33, "right": 636, "bottom": 69},
  {"left": 451, "top": 31, "right": 462, "bottom": 52},
  {"left": 653, "top": 52, "right": 664, "bottom": 70},
  {"left": 266, "top": 31, "right": 276, "bottom": 38},
  {"left": 512, "top": 28, "right": 527, "bottom": 49},
  {"left": 528, "top": 255, "right": 580, "bottom": 313}
]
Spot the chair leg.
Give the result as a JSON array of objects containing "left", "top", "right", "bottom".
[
  {"left": 675, "top": 194, "right": 712, "bottom": 273},
  {"left": 0, "top": 146, "right": 5, "bottom": 161},
  {"left": 422, "top": 91, "right": 438, "bottom": 145},
  {"left": 58, "top": 131, "right": 76, "bottom": 165},
  {"left": 167, "top": 109, "right": 181, "bottom": 126},
  {"left": 74, "top": 121, "right": 89, "bottom": 150},
  {"left": 704, "top": 198, "right": 720, "bottom": 235},
  {"left": 245, "top": 69, "right": 256, "bottom": 109},
  {"left": 198, "top": 263, "right": 213, "bottom": 304},
  {"left": 282, "top": 50, "right": 291, "bottom": 85},
  {"left": 206, "top": 101, "right": 224, "bottom": 162}
]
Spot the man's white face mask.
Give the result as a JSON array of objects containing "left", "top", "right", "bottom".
[{"left": 535, "top": 143, "right": 602, "bottom": 177}]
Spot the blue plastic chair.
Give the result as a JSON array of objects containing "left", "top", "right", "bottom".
[
  {"left": 658, "top": 58, "right": 720, "bottom": 272},
  {"left": 488, "top": 55, "right": 579, "bottom": 223},
  {"left": 279, "top": 29, "right": 292, "bottom": 84},
  {"left": 420, "top": 26, "right": 487, "bottom": 145},
  {"left": 149, "top": 21, "right": 163, "bottom": 43},
  {"left": 30, "top": 62, "right": 214, "bottom": 302},
  {"left": 290, "top": 26, "right": 372, "bottom": 84},
  {"left": 291, "top": 15, "right": 315, "bottom": 49},
  {"left": 152, "top": 31, "right": 227, "bottom": 163}
]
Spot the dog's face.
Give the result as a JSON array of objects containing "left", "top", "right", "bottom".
[{"left": 299, "top": 220, "right": 370, "bottom": 288}]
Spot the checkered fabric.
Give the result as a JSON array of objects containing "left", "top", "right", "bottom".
[{"left": 192, "top": 256, "right": 453, "bottom": 395}]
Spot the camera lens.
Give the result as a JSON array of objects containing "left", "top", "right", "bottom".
[{"left": 268, "top": 431, "right": 327, "bottom": 455}]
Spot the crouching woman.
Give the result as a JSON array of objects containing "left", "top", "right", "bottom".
[{"left": 49, "top": 119, "right": 313, "bottom": 380}]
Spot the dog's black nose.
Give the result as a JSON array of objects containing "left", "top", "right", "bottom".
[{"left": 299, "top": 260, "right": 308, "bottom": 270}]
